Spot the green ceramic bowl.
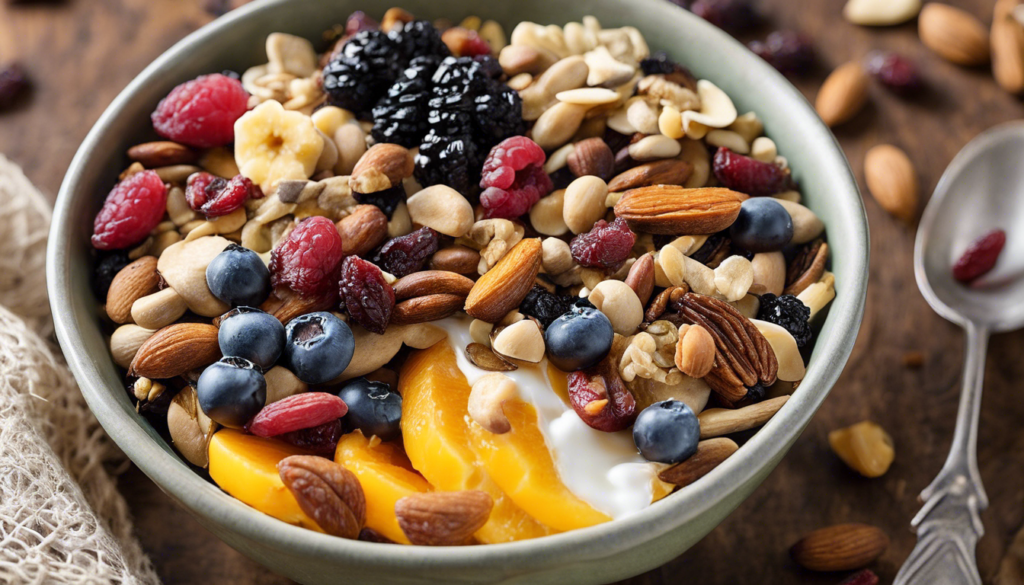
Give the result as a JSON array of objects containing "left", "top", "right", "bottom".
[{"left": 47, "top": 0, "right": 868, "bottom": 583}]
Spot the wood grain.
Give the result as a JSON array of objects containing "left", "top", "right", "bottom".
[{"left": 5, "top": 0, "right": 1024, "bottom": 583}]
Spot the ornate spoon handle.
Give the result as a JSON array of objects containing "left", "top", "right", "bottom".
[{"left": 894, "top": 321, "right": 989, "bottom": 585}]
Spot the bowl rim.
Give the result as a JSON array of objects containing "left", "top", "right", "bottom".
[{"left": 46, "top": 0, "right": 869, "bottom": 571}]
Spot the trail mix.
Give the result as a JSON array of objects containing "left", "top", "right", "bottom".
[{"left": 94, "top": 9, "right": 837, "bottom": 545}]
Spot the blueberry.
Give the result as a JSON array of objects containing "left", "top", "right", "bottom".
[
  {"left": 632, "top": 400, "right": 700, "bottom": 464},
  {"left": 218, "top": 307, "right": 285, "bottom": 370},
  {"left": 544, "top": 299, "right": 614, "bottom": 371},
  {"left": 282, "top": 312, "right": 354, "bottom": 385},
  {"left": 729, "top": 198, "right": 794, "bottom": 253},
  {"left": 196, "top": 357, "right": 266, "bottom": 428},
  {"left": 206, "top": 244, "right": 272, "bottom": 307},
  {"left": 336, "top": 378, "right": 402, "bottom": 441}
]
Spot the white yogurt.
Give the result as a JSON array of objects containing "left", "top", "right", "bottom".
[{"left": 433, "top": 316, "right": 657, "bottom": 519}]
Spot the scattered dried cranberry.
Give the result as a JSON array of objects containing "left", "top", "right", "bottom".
[
  {"left": 865, "top": 51, "right": 922, "bottom": 95},
  {"left": 269, "top": 216, "right": 344, "bottom": 300},
  {"left": 339, "top": 256, "right": 395, "bottom": 334},
  {"left": 838, "top": 569, "right": 879, "bottom": 585},
  {"left": 479, "top": 136, "right": 552, "bottom": 219},
  {"left": 0, "top": 64, "right": 29, "bottom": 110},
  {"left": 91, "top": 170, "right": 168, "bottom": 250},
  {"left": 712, "top": 147, "right": 789, "bottom": 197},
  {"left": 248, "top": 392, "right": 348, "bottom": 437},
  {"left": 277, "top": 418, "right": 344, "bottom": 455},
  {"left": 953, "top": 229, "right": 1006, "bottom": 284},
  {"left": 185, "top": 172, "right": 260, "bottom": 217},
  {"left": 570, "top": 217, "right": 636, "bottom": 269},
  {"left": 568, "top": 356, "right": 637, "bottom": 432},
  {"left": 690, "top": 0, "right": 760, "bottom": 33},
  {"left": 748, "top": 31, "right": 815, "bottom": 76},
  {"left": 374, "top": 227, "right": 440, "bottom": 277},
  {"left": 151, "top": 73, "right": 249, "bottom": 148}
]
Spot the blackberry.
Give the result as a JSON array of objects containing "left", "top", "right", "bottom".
[
  {"left": 93, "top": 251, "right": 131, "bottom": 300},
  {"left": 354, "top": 184, "right": 405, "bottom": 219},
  {"left": 372, "top": 57, "right": 439, "bottom": 147},
  {"left": 756, "top": 293, "right": 813, "bottom": 347},
  {"left": 415, "top": 131, "right": 479, "bottom": 196},
  {"left": 388, "top": 20, "right": 450, "bottom": 63},
  {"left": 322, "top": 30, "right": 402, "bottom": 116},
  {"left": 474, "top": 82, "right": 525, "bottom": 143},
  {"left": 519, "top": 286, "right": 577, "bottom": 329}
]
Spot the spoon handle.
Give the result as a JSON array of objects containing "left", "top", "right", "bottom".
[{"left": 894, "top": 321, "right": 990, "bottom": 585}]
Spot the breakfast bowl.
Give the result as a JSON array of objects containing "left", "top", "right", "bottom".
[{"left": 46, "top": 0, "right": 868, "bottom": 582}]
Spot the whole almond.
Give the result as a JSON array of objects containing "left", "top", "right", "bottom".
[
  {"left": 393, "top": 271, "right": 475, "bottom": 301},
  {"left": 864, "top": 144, "right": 918, "bottom": 222},
  {"left": 614, "top": 186, "right": 745, "bottom": 235},
  {"left": 337, "top": 204, "right": 388, "bottom": 257},
  {"left": 106, "top": 256, "right": 160, "bottom": 324},
  {"left": 992, "top": 0, "right": 1024, "bottom": 94},
  {"left": 350, "top": 143, "right": 414, "bottom": 194},
  {"left": 429, "top": 245, "right": 481, "bottom": 274},
  {"left": 129, "top": 323, "right": 221, "bottom": 379},
  {"left": 567, "top": 137, "right": 615, "bottom": 180},
  {"left": 815, "top": 61, "right": 869, "bottom": 127},
  {"left": 675, "top": 323, "right": 716, "bottom": 378},
  {"left": 395, "top": 490, "right": 494, "bottom": 546},
  {"left": 919, "top": 3, "right": 991, "bottom": 66},
  {"left": 658, "top": 437, "right": 738, "bottom": 487},
  {"left": 278, "top": 455, "right": 366, "bottom": 539},
  {"left": 624, "top": 253, "right": 655, "bottom": 306},
  {"left": 392, "top": 293, "right": 467, "bottom": 325},
  {"left": 790, "top": 523, "right": 890, "bottom": 572},
  {"left": 127, "top": 141, "right": 198, "bottom": 167},
  {"left": 607, "top": 159, "right": 693, "bottom": 192},
  {"left": 465, "top": 238, "right": 542, "bottom": 323}
]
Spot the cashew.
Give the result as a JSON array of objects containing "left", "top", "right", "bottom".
[
  {"left": 520, "top": 56, "right": 589, "bottom": 121},
  {"left": 183, "top": 206, "right": 248, "bottom": 241},
  {"left": 563, "top": 175, "right": 609, "bottom": 234},
  {"left": 626, "top": 98, "right": 660, "bottom": 135},
  {"left": 339, "top": 323, "right": 447, "bottom": 382},
  {"left": 588, "top": 280, "right": 643, "bottom": 335},
  {"left": 544, "top": 144, "right": 576, "bottom": 174},
  {"left": 727, "top": 111, "right": 763, "bottom": 144},
  {"left": 131, "top": 288, "right": 188, "bottom": 331},
  {"left": 468, "top": 373, "right": 518, "bottom": 434},
  {"left": 110, "top": 324, "right": 157, "bottom": 368},
  {"left": 168, "top": 386, "right": 217, "bottom": 468},
  {"left": 156, "top": 236, "right": 232, "bottom": 317},
  {"left": 628, "top": 134, "right": 682, "bottom": 161},
  {"left": 406, "top": 185, "right": 474, "bottom": 237},
  {"left": 705, "top": 129, "right": 750, "bottom": 155},
  {"left": 775, "top": 199, "right": 824, "bottom": 244},
  {"left": 166, "top": 185, "right": 197, "bottom": 227},
  {"left": 713, "top": 255, "right": 754, "bottom": 301}
]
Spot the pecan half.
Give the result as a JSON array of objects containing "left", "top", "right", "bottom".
[
  {"left": 567, "top": 353, "right": 637, "bottom": 432},
  {"left": 395, "top": 491, "right": 494, "bottom": 546},
  {"left": 278, "top": 455, "right": 366, "bottom": 539},
  {"left": 784, "top": 239, "right": 828, "bottom": 296},
  {"left": 674, "top": 292, "right": 779, "bottom": 405}
]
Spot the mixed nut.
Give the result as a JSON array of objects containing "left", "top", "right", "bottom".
[{"left": 92, "top": 8, "right": 838, "bottom": 546}]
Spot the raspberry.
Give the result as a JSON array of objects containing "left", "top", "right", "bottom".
[
  {"left": 373, "top": 227, "right": 440, "bottom": 277},
  {"left": 479, "top": 136, "right": 552, "bottom": 219},
  {"left": 953, "top": 229, "right": 1006, "bottom": 284},
  {"left": 748, "top": 31, "right": 815, "bottom": 76},
  {"left": 712, "top": 147, "right": 789, "bottom": 197},
  {"left": 339, "top": 256, "right": 395, "bottom": 334},
  {"left": 91, "top": 170, "right": 168, "bottom": 250},
  {"left": 519, "top": 286, "right": 577, "bottom": 329},
  {"left": 248, "top": 392, "right": 348, "bottom": 437},
  {"left": 269, "top": 216, "right": 344, "bottom": 300},
  {"left": 151, "top": 74, "right": 249, "bottom": 148},
  {"left": 756, "top": 293, "right": 812, "bottom": 347},
  {"left": 570, "top": 217, "right": 636, "bottom": 269},
  {"left": 865, "top": 51, "right": 922, "bottom": 95},
  {"left": 185, "top": 172, "right": 260, "bottom": 217},
  {"left": 277, "top": 419, "right": 344, "bottom": 455}
]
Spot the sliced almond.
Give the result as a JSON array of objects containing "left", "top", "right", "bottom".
[
  {"left": 790, "top": 524, "right": 889, "bottom": 572},
  {"left": 919, "top": 3, "right": 991, "bottom": 66},
  {"left": 815, "top": 61, "right": 869, "bottom": 127},
  {"left": 864, "top": 144, "right": 918, "bottom": 222},
  {"left": 395, "top": 491, "right": 494, "bottom": 546},
  {"left": 658, "top": 437, "right": 738, "bottom": 487},
  {"left": 106, "top": 256, "right": 160, "bottom": 324},
  {"left": 698, "top": 395, "right": 791, "bottom": 438},
  {"left": 465, "top": 238, "right": 542, "bottom": 323},
  {"left": 129, "top": 323, "right": 221, "bottom": 379},
  {"left": 614, "top": 186, "right": 745, "bottom": 235}
]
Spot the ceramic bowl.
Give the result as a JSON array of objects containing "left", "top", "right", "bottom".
[{"left": 47, "top": 0, "right": 868, "bottom": 583}]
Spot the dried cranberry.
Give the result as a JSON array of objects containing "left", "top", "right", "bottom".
[
  {"left": 443, "top": 27, "right": 492, "bottom": 57},
  {"left": 865, "top": 51, "right": 922, "bottom": 95},
  {"left": 838, "top": 570, "right": 879, "bottom": 585},
  {"left": 0, "top": 63, "right": 29, "bottom": 110},
  {"left": 480, "top": 136, "right": 552, "bottom": 219},
  {"left": 748, "top": 31, "right": 815, "bottom": 76},
  {"left": 269, "top": 216, "right": 344, "bottom": 300},
  {"left": 151, "top": 73, "right": 249, "bottom": 148},
  {"left": 712, "top": 147, "right": 789, "bottom": 197},
  {"left": 953, "top": 229, "right": 1006, "bottom": 284},
  {"left": 91, "top": 170, "right": 168, "bottom": 250},
  {"left": 690, "top": 0, "right": 760, "bottom": 33},
  {"left": 339, "top": 256, "right": 395, "bottom": 334},
  {"left": 570, "top": 217, "right": 636, "bottom": 269},
  {"left": 185, "top": 172, "right": 260, "bottom": 217},
  {"left": 248, "top": 392, "right": 349, "bottom": 437},
  {"left": 374, "top": 227, "right": 440, "bottom": 277},
  {"left": 277, "top": 419, "right": 344, "bottom": 455},
  {"left": 568, "top": 355, "right": 636, "bottom": 432}
]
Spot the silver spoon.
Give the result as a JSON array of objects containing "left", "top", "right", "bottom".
[{"left": 895, "top": 122, "right": 1024, "bottom": 585}]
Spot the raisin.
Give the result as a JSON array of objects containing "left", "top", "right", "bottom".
[
  {"left": 92, "top": 251, "right": 131, "bottom": 299},
  {"left": 748, "top": 31, "right": 815, "bottom": 76},
  {"left": 865, "top": 51, "right": 922, "bottom": 95},
  {"left": 757, "top": 293, "right": 813, "bottom": 347},
  {"left": 0, "top": 63, "right": 29, "bottom": 110},
  {"left": 185, "top": 172, "right": 259, "bottom": 217},
  {"left": 339, "top": 256, "right": 395, "bottom": 334},
  {"left": 570, "top": 217, "right": 637, "bottom": 269},
  {"left": 374, "top": 227, "right": 441, "bottom": 277},
  {"left": 519, "top": 286, "right": 577, "bottom": 329},
  {"left": 690, "top": 0, "right": 760, "bottom": 33}
]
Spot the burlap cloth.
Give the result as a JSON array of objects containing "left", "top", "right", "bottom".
[{"left": 0, "top": 155, "right": 160, "bottom": 585}]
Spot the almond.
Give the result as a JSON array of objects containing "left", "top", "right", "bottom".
[
  {"left": 992, "top": 0, "right": 1024, "bottom": 94},
  {"left": 350, "top": 143, "right": 414, "bottom": 194},
  {"left": 674, "top": 323, "right": 716, "bottom": 378},
  {"left": 567, "top": 137, "right": 615, "bottom": 180},
  {"left": 864, "top": 144, "right": 918, "bottom": 222},
  {"left": 395, "top": 490, "right": 494, "bottom": 546},
  {"left": 607, "top": 159, "right": 693, "bottom": 192},
  {"left": 465, "top": 238, "right": 542, "bottom": 323},
  {"left": 336, "top": 204, "right": 388, "bottom": 257},
  {"left": 815, "top": 61, "right": 869, "bottom": 127},
  {"left": 392, "top": 293, "right": 466, "bottom": 325},
  {"left": 698, "top": 395, "right": 790, "bottom": 438},
  {"left": 614, "top": 186, "right": 745, "bottom": 235},
  {"left": 127, "top": 141, "right": 198, "bottom": 167},
  {"left": 278, "top": 455, "right": 366, "bottom": 539},
  {"left": 429, "top": 245, "right": 481, "bottom": 275},
  {"left": 790, "top": 523, "right": 890, "bottom": 572},
  {"left": 129, "top": 323, "right": 221, "bottom": 379},
  {"left": 919, "top": 3, "right": 991, "bottom": 66},
  {"left": 624, "top": 253, "right": 655, "bottom": 306},
  {"left": 392, "top": 270, "right": 475, "bottom": 301},
  {"left": 106, "top": 256, "right": 161, "bottom": 324},
  {"left": 658, "top": 437, "right": 738, "bottom": 486}
]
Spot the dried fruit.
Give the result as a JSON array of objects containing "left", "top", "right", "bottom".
[
  {"left": 151, "top": 73, "right": 249, "bottom": 148},
  {"left": 570, "top": 217, "right": 636, "bottom": 269},
  {"left": 374, "top": 226, "right": 441, "bottom": 277},
  {"left": 756, "top": 293, "right": 812, "bottom": 347},
  {"left": 953, "top": 229, "right": 1006, "bottom": 283},
  {"left": 277, "top": 419, "right": 344, "bottom": 455},
  {"left": 395, "top": 490, "right": 494, "bottom": 546},
  {"left": 339, "top": 256, "right": 395, "bottom": 334},
  {"left": 479, "top": 136, "right": 553, "bottom": 219},
  {"left": 91, "top": 170, "right": 168, "bottom": 250},
  {"left": 269, "top": 216, "right": 344, "bottom": 301},
  {"left": 865, "top": 51, "right": 922, "bottom": 95},
  {"left": 689, "top": 0, "right": 760, "bottom": 33},
  {"left": 0, "top": 63, "right": 29, "bottom": 110},
  {"left": 748, "top": 31, "right": 815, "bottom": 76},
  {"left": 838, "top": 569, "right": 879, "bottom": 585},
  {"left": 518, "top": 286, "right": 577, "bottom": 329},
  {"left": 712, "top": 147, "right": 788, "bottom": 197},
  {"left": 567, "top": 354, "right": 637, "bottom": 432},
  {"left": 790, "top": 523, "right": 889, "bottom": 572},
  {"left": 829, "top": 420, "right": 895, "bottom": 478},
  {"left": 249, "top": 392, "right": 349, "bottom": 437},
  {"left": 278, "top": 454, "right": 366, "bottom": 539},
  {"left": 371, "top": 56, "right": 440, "bottom": 148},
  {"left": 815, "top": 61, "right": 870, "bottom": 127},
  {"left": 234, "top": 100, "right": 324, "bottom": 193},
  {"left": 93, "top": 251, "right": 131, "bottom": 299},
  {"left": 322, "top": 30, "right": 404, "bottom": 115},
  {"left": 185, "top": 172, "right": 260, "bottom": 217},
  {"left": 354, "top": 184, "right": 406, "bottom": 219}
]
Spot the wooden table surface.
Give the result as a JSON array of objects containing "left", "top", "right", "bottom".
[{"left": 5, "top": 0, "right": 1024, "bottom": 582}]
